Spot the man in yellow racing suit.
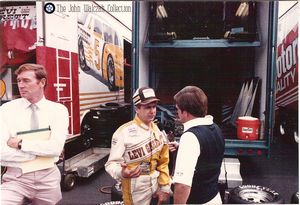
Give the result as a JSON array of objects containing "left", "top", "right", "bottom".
[{"left": 105, "top": 87, "right": 171, "bottom": 205}]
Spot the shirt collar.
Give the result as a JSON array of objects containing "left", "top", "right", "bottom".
[
  {"left": 24, "top": 96, "right": 46, "bottom": 110},
  {"left": 35, "top": 96, "right": 47, "bottom": 109},
  {"left": 183, "top": 115, "right": 214, "bottom": 132}
]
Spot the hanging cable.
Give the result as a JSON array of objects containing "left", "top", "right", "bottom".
[{"left": 99, "top": 185, "right": 112, "bottom": 194}]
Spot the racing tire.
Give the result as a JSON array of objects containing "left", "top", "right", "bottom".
[
  {"left": 229, "top": 185, "right": 283, "bottom": 204},
  {"left": 291, "top": 191, "right": 299, "bottom": 204},
  {"left": 78, "top": 39, "right": 89, "bottom": 71},
  {"left": 275, "top": 107, "right": 298, "bottom": 144},
  {"left": 107, "top": 55, "right": 116, "bottom": 91},
  {"left": 111, "top": 182, "right": 123, "bottom": 201},
  {"left": 61, "top": 173, "right": 76, "bottom": 191},
  {"left": 99, "top": 201, "right": 124, "bottom": 205}
]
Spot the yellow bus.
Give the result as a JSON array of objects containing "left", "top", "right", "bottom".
[{"left": 78, "top": 13, "right": 124, "bottom": 91}]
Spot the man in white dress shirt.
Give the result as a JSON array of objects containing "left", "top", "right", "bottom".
[
  {"left": 1, "top": 63, "right": 69, "bottom": 205},
  {"left": 172, "top": 86, "right": 225, "bottom": 204}
]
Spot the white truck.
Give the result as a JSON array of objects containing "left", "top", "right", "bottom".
[{"left": 275, "top": 2, "right": 298, "bottom": 144}]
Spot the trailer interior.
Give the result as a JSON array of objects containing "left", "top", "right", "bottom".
[{"left": 135, "top": 1, "right": 277, "bottom": 156}]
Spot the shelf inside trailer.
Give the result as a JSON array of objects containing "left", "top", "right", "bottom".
[
  {"left": 225, "top": 139, "right": 269, "bottom": 156},
  {"left": 145, "top": 39, "right": 260, "bottom": 48},
  {"left": 225, "top": 139, "right": 268, "bottom": 149}
]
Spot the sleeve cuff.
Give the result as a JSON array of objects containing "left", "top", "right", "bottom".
[
  {"left": 160, "top": 184, "right": 171, "bottom": 193},
  {"left": 116, "top": 166, "right": 124, "bottom": 180}
]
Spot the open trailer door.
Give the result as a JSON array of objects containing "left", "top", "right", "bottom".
[{"left": 133, "top": 1, "right": 278, "bottom": 157}]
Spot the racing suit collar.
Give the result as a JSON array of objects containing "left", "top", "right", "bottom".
[{"left": 134, "top": 115, "right": 154, "bottom": 131}]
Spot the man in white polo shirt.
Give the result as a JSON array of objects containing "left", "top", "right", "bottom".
[{"left": 172, "top": 86, "right": 225, "bottom": 204}]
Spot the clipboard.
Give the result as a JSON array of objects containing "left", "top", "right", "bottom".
[{"left": 17, "top": 127, "right": 55, "bottom": 174}]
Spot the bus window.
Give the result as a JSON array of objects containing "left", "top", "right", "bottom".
[
  {"left": 119, "top": 36, "right": 123, "bottom": 48},
  {"left": 104, "top": 32, "right": 113, "bottom": 43},
  {"left": 104, "top": 32, "right": 109, "bottom": 42},
  {"left": 94, "top": 19, "right": 102, "bottom": 36},
  {"left": 114, "top": 32, "right": 119, "bottom": 46},
  {"left": 108, "top": 34, "right": 113, "bottom": 44},
  {"left": 87, "top": 17, "right": 93, "bottom": 30},
  {"left": 103, "top": 24, "right": 113, "bottom": 44}
]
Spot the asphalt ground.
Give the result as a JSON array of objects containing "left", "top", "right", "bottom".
[
  {"left": 238, "top": 136, "right": 299, "bottom": 204},
  {"left": 58, "top": 135, "right": 299, "bottom": 205}
]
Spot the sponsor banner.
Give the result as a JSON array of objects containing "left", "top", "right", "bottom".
[{"left": 0, "top": 6, "right": 36, "bottom": 67}]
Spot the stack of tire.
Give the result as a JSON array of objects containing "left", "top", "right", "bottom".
[
  {"left": 291, "top": 191, "right": 299, "bottom": 204},
  {"left": 103, "top": 102, "right": 132, "bottom": 128},
  {"left": 81, "top": 103, "right": 131, "bottom": 148},
  {"left": 98, "top": 201, "right": 123, "bottom": 205},
  {"left": 228, "top": 185, "right": 283, "bottom": 204}
]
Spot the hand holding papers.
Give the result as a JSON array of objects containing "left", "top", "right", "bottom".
[{"left": 17, "top": 127, "right": 54, "bottom": 174}]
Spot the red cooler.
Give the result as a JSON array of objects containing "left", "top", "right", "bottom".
[{"left": 236, "top": 116, "right": 260, "bottom": 140}]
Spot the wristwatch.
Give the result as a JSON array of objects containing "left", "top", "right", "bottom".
[{"left": 18, "top": 140, "right": 22, "bottom": 149}]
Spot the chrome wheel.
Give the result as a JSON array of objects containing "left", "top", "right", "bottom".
[
  {"left": 78, "top": 39, "right": 89, "bottom": 71},
  {"left": 229, "top": 185, "right": 283, "bottom": 204},
  {"left": 107, "top": 55, "right": 115, "bottom": 90}
]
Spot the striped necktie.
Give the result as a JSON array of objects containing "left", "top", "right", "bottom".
[{"left": 30, "top": 104, "right": 39, "bottom": 130}]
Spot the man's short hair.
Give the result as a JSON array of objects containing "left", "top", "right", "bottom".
[
  {"left": 15, "top": 63, "right": 47, "bottom": 86},
  {"left": 174, "top": 86, "right": 207, "bottom": 117}
]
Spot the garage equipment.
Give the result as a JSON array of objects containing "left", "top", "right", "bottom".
[
  {"left": 58, "top": 147, "right": 110, "bottom": 191},
  {"left": 59, "top": 103, "right": 131, "bottom": 191}
]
